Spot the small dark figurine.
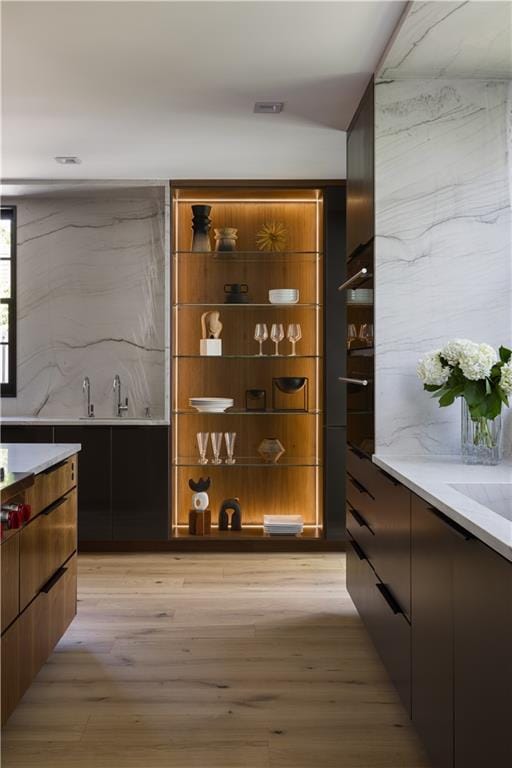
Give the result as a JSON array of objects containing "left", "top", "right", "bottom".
[
  {"left": 219, "top": 498, "right": 242, "bottom": 531},
  {"left": 188, "top": 477, "right": 211, "bottom": 493}
]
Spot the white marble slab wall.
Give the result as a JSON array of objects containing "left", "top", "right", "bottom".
[
  {"left": 375, "top": 79, "right": 512, "bottom": 455},
  {"left": 1, "top": 188, "right": 167, "bottom": 419}
]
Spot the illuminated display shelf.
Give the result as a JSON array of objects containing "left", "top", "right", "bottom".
[{"left": 171, "top": 185, "right": 324, "bottom": 539}]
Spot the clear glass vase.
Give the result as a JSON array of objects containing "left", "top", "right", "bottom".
[{"left": 461, "top": 399, "right": 502, "bottom": 465}]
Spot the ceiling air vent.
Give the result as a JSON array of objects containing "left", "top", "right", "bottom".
[{"left": 254, "top": 102, "right": 284, "bottom": 114}]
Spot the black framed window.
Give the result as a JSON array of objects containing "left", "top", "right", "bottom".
[{"left": 1, "top": 206, "right": 17, "bottom": 396}]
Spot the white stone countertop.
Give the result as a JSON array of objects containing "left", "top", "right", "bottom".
[
  {"left": 1, "top": 417, "right": 169, "bottom": 426},
  {"left": 0, "top": 443, "right": 81, "bottom": 476},
  {"left": 373, "top": 454, "right": 512, "bottom": 562}
]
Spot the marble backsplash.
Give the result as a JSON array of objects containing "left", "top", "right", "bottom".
[
  {"left": 1, "top": 187, "right": 168, "bottom": 420},
  {"left": 375, "top": 79, "right": 512, "bottom": 455}
]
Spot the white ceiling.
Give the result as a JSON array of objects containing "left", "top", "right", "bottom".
[
  {"left": 378, "top": 1, "right": 512, "bottom": 80},
  {"left": 1, "top": 1, "right": 406, "bottom": 181}
]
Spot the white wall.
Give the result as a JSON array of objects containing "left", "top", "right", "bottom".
[
  {"left": 1, "top": 187, "right": 168, "bottom": 420},
  {"left": 375, "top": 79, "right": 512, "bottom": 455}
]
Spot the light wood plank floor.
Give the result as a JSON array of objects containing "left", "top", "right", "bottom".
[{"left": 2, "top": 553, "right": 429, "bottom": 768}]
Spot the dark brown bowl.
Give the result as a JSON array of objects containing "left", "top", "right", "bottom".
[{"left": 274, "top": 377, "right": 307, "bottom": 394}]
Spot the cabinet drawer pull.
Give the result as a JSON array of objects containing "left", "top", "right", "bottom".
[
  {"left": 41, "top": 566, "right": 67, "bottom": 594},
  {"left": 347, "top": 473, "right": 373, "bottom": 497},
  {"left": 427, "top": 506, "right": 474, "bottom": 541},
  {"left": 350, "top": 507, "right": 372, "bottom": 531},
  {"left": 376, "top": 582, "right": 403, "bottom": 615},
  {"left": 377, "top": 467, "right": 400, "bottom": 486},
  {"left": 42, "top": 496, "right": 68, "bottom": 516},
  {"left": 349, "top": 444, "right": 370, "bottom": 461},
  {"left": 349, "top": 538, "right": 368, "bottom": 561},
  {"left": 42, "top": 460, "right": 67, "bottom": 475},
  {"left": 338, "top": 376, "right": 369, "bottom": 386}
]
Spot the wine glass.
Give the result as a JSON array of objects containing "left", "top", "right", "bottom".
[
  {"left": 211, "top": 432, "right": 223, "bottom": 465},
  {"left": 359, "top": 323, "right": 374, "bottom": 347},
  {"left": 224, "top": 432, "right": 237, "bottom": 465},
  {"left": 254, "top": 323, "right": 268, "bottom": 356},
  {"left": 196, "top": 432, "right": 209, "bottom": 465},
  {"left": 270, "top": 323, "right": 285, "bottom": 356},
  {"left": 347, "top": 323, "right": 358, "bottom": 349},
  {"left": 287, "top": 323, "right": 302, "bottom": 356}
]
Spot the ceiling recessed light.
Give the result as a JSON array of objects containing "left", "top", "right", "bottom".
[
  {"left": 55, "top": 156, "right": 81, "bottom": 165},
  {"left": 254, "top": 102, "right": 284, "bottom": 114}
]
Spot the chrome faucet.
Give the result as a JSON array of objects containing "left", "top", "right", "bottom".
[
  {"left": 82, "top": 376, "right": 95, "bottom": 417},
  {"left": 113, "top": 374, "right": 129, "bottom": 417}
]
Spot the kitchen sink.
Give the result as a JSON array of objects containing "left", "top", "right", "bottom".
[{"left": 449, "top": 483, "right": 512, "bottom": 521}]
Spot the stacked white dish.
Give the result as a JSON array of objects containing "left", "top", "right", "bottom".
[
  {"left": 263, "top": 514, "right": 304, "bottom": 536},
  {"left": 347, "top": 288, "right": 373, "bottom": 304},
  {"left": 189, "top": 397, "right": 234, "bottom": 413},
  {"left": 268, "top": 289, "right": 299, "bottom": 305}
]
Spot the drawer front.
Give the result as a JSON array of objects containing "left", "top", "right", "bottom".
[
  {"left": 46, "top": 554, "right": 77, "bottom": 652},
  {"left": 346, "top": 453, "right": 411, "bottom": 619},
  {"left": 1, "top": 554, "right": 77, "bottom": 726},
  {"left": 19, "top": 489, "right": 77, "bottom": 610},
  {"left": 1, "top": 534, "right": 20, "bottom": 632},
  {"left": 25, "top": 456, "right": 77, "bottom": 518},
  {"left": 347, "top": 537, "right": 411, "bottom": 715},
  {"left": 346, "top": 502, "right": 377, "bottom": 563}
]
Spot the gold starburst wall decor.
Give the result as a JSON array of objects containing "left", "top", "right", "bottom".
[{"left": 255, "top": 221, "right": 288, "bottom": 252}]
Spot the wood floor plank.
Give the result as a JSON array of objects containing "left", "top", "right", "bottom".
[{"left": 2, "top": 553, "right": 428, "bottom": 768}]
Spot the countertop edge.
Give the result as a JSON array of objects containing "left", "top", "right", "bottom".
[
  {"left": 1, "top": 418, "right": 169, "bottom": 426},
  {"left": 1, "top": 443, "right": 82, "bottom": 477},
  {"left": 373, "top": 454, "right": 512, "bottom": 563}
]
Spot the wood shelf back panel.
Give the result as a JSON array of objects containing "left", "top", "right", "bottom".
[
  {"left": 174, "top": 466, "right": 320, "bottom": 526},
  {"left": 173, "top": 254, "right": 320, "bottom": 305},
  {"left": 174, "top": 357, "right": 319, "bottom": 412},
  {"left": 173, "top": 306, "right": 319, "bottom": 357},
  {"left": 176, "top": 201, "right": 320, "bottom": 254}
]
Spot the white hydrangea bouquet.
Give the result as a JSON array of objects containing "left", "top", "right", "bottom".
[{"left": 417, "top": 339, "right": 512, "bottom": 462}]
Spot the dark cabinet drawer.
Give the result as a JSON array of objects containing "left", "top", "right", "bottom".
[
  {"left": 20, "top": 489, "right": 77, "bottom": 610},
  {"left": 347, "top": 537, "right": 411, "bottom": 715},
  {"left": 346, "top": 453, "right": 411, "bottom": 619},
  {"left": 411, "top": 496, "right": 454, "bottom": 768},
  {"left": 453, "top": 536, "right": 512, "bottom": 768}
]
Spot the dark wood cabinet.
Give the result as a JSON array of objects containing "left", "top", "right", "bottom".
[
  {"left": 347, "top": 537, "right": 411, "bottom": 714},
  {"left": 411, "top": 497, "right": 455, "bottom": 768},
  {"left": 1, "top": 425, "right": 54, "bottom": 443},
  {"left": 112, "top": 426, "right": 169, "bottom": 541},
  {"left": 453, "top": 536, "right": 512, "bottom": 768},
  {"left": 346, "top": 78, "right": 374, "bottom": 257},
  {"left": 54, "top": 426, "right": 112, "bottom": 541}
]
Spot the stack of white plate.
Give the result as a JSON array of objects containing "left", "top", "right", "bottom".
[
  {"left": 268, "top": 289, "right": 299, "bottom": 305},
  {"left": 347, "top": 288, "right": 373, "bottom": 304},
  {"left": 263, "top": 515, "right": 304, "bottom": 536},
  {"left": 189, "top": 397, "right": 234, "bottom": 413}
]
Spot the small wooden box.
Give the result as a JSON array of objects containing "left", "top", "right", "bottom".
[{"left": 188, "top": 509, "right": 212, "bottom": 535}]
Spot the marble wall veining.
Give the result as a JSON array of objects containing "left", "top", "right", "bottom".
[
  {"left": 375, "top": 78, "right": 512, "bottom": 455},
  {"left": 1, "top": 188, "right": 168, "bottom": 420}
]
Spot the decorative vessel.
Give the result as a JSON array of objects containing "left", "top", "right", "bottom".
[
  {"left": 191, "top": 205, "right": 212, "bottom": 252},
  {"left": 258, "top": 437, "right": 285, "bottom": 464},
  {"left": 224, "top": 283, "right": 249, "bottom": 304},
  {"left": 214, "top": 227, "right": 238, "bottom": 252},
  {"left": 461, "top": 399, "right": 502, "bottom": 466}
]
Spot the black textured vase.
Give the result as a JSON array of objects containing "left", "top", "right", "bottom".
[{"left": 191, "top": 205, "right": 212, "bottom": 252}]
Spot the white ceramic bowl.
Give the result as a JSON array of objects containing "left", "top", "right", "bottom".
[
  {"left": 269, "top": 289, "right": 299, "bottom": 304},
  {"left": 189, "top": 397, "right": 234, "bottom": 413}
]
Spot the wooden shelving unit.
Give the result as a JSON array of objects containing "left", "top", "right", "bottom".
[{"left": 171, "top": 186, "right": 324, "bottom": 539}]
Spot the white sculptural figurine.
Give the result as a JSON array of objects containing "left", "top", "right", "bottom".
[
  {"left": 189, "top": 478, "right": 210, "bottom": 511},
  {"left": 200, "top": 311, "right": 223, "bottom": 356}
]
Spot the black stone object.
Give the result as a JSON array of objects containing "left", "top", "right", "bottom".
[{"left": 224, "top": 283, "right": 249, "bottom": 304}]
